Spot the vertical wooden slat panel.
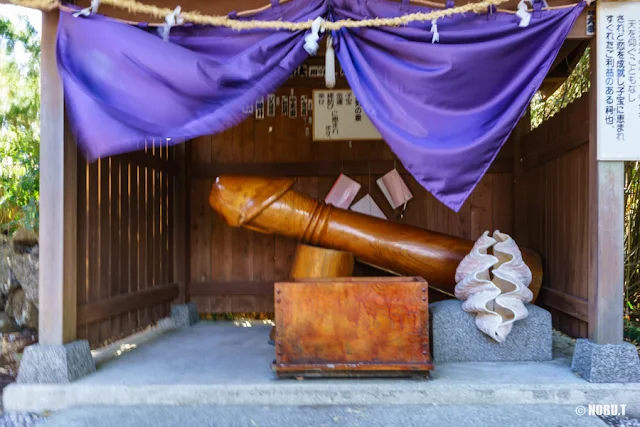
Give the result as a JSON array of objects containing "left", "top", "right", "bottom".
[
  {"left": 214, "top": 129, "right": 234, "bottom": 295},
  {"left": 180, "top": 143, "right": 190, "bottom": 305},
  {"left": 492, "top": 173, "right": 514, "bottom": 235},
  {"left": 87, "top": 161, "right": 100, "bottom": 345},
  {"left": 120, "top": 159, "right": 131, "bottom": 335},
  {"left": 189, "top": 136, "right": 212, "bottom": 310},
  {"left": 164, "top": 142, "right": 171, "bottom": 287},
  {"left": 99, "top": 158, "right": 112, "bottom": 342},
  {"left": 139, "top": 144, "right": 150, "bottom": 327},
  {"left": 77, "top": 144, "right": 178, "bottom": 346},
  {"left": 516, "top": 97, "right": 590, "bottom": 338},
  {"left": 129, "top": 161, "right": 140, "bottom": 332},
  {"left": 167, "top": 181, "right": 173, "bottom": 292},
  {"left": 153, "top": 144, "right": 163, "bottom": 321},
  {"left": 274, "top": 235, "right": 294, "bottom": 282},
  {"left": 454, "top": 199, "right": 472, "bottom": 240},
  {"left": 191, "top": 179, "right": 213, "bottom": 312},
  {"left": 470, "top": 175, "right": 494, "bottom": 240},
  {"left": 145, "top": 145, "right": 156, "bottom": 323},
  {"left": 252, "top": 100, "right": 276, "bottom": 290},
  {"left": 231, "top": 124, "right": 254, "bottom": 285},
  {"left": 76, "top": 156, "right": 88, "bottom": 341},
  {"left": 109, "top": 157, "right": 121, "bottom": 339},
  {"left": 272, "top": 89, "right": 286, "bottom": 163}
]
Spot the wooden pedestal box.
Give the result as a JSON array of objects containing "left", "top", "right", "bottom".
[{"left": 272, "top": 277, "right": 434, "bottom": 379}]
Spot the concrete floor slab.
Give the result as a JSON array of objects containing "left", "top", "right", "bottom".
[
  {"left": 4, "top": 322, "right": 640, "bottom": 414},
  {"left": 38, "top": 404, "right": 610, "bottom": 427}
]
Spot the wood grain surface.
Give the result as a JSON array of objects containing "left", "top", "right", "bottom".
[
  {"left": 273, "top": 277, "right": 433, "bottom": 377},
  {"left": 209, "top": 176, "right": 544, "bottom": 301}
]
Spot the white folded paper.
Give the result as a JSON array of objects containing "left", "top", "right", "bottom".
[
  {"left": 376, "top": 168, "right": 413, "bottom": 209},
  {"left": 350, "top": 194, "right": 387, "bottom": 220},
  {"left": 325, "top": 173, "right": 361, "bottom": 209}
]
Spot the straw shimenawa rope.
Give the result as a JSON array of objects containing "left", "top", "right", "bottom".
[
  {"left": 9, "top": 0, "right": 518, "bottom": 29},
  {"left": 8, "top": 0, "right": 58, "bottom": 10}
]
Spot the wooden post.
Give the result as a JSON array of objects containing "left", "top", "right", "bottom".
[
  {"left": 173, "top": 143, "right": 188, "bottom": 303},
  {"left": 512, "top": 108, "right": 531, "bottom": 246},
  {"left": 588, "top": 37, "right": 625, "bottom": 345},
  {"left": 39, "top": 10, "right": 78, "bottom": 345}
]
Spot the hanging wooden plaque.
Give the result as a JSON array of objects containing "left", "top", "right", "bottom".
[{"left": 312, "top": 89, "right": 383, "bottom": 141}]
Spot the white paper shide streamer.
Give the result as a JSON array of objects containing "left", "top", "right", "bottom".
[
  {"left": 516, "top": 0, "right": 532, "bottom": 27},
  {"left": 158, "top": 6, "right": 184, "bottom": 42},
  {"left": 454, "top": 230, "right": 533, "bottom": 343},
  {"left": 73, "top": 0, "right": 100, "bottom": 17},
  {"left": 431, "top": 19, "right": 439, "bottom": 43},
  {"left": 304, "top": 16, "right": 325, "bottom": 55},
  {"left": 325, "top": 34, "right": 336, "bottom": 88}
]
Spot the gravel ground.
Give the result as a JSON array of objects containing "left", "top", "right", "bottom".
[
  {"left": 0, "top": 413, "right": 44, "bottom": 427},
  {"left": 0, "top": 407, "right": 634, "bottom": 426},
  {"left": 600, "top": 416, "right": 640, "bottom": 427},
  {"left": 19, "top": 405, "right": 614, "bottom": 427}
]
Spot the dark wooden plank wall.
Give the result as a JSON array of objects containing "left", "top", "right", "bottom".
[
  {"left": 187, "top": 67, "right": 516, "bottom": 313},
  {"left": 516, "top": 93, "right": 590, "bottom": 338},
  {"left": 76, "top": 141, "right": 179, "bottom": 348}
]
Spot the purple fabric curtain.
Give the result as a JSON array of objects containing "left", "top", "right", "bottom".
[
  {"left": 331, "top": 0, "right": 585, "bottom": 211},
  {"left": 57, "top": 0, "right": 585, "bottom": 210},
  {"left": 56, "top": 0, "right": 327, "bottom": 161}
]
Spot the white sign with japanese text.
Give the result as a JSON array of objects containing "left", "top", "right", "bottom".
[
  {"left": 597, "top": 1, "right": 640, "bottom": 160},
  {"left": 312, "top": 90, "right": 383, "bottom": 141}
]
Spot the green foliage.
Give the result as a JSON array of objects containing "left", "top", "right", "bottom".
[
  {"left": 626, "top": 163, "right": 640, "bottom": 318},
  {"left": 625, "top": 319, "right": 640, "bottom": 348},
  {"left": 530, "top": 47, "right": 590, "bottom": 129},
  {"left": 0, "top": 14, "right": 40, "bottom": 232}
]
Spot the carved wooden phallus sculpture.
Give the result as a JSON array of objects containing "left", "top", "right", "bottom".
[
  {"left": 208, "top": 176, "right": 543, "bottom": 300},
  {"left": 454, "top": 231, "right": 533, "bottom": 342}
]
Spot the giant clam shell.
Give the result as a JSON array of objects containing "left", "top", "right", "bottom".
[{"left": 454, "top": 230, "right": 533, "bottom": 343}]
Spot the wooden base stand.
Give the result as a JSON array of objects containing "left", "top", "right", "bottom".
[
  {"left": 272, "top": 277, "right": 434, "bottom": 379},
  {"left": 271, "top": 362, "right": 432, "bottom": 379}
]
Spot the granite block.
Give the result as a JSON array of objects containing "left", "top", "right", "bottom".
[
  {"left": 571, "top": 339, "right": 640, "bottom": 383},
  {"left": 171, "top": 303, "right": 199, "bottom": 328},
  {"left": 430, "top": 299, "right": 552, "bottom": 363},
  {"left": 17, "top": 340, "right": 95, "bottom": 383}
]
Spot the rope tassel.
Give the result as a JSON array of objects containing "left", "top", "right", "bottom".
[{"left": 431, "top": 19, "right": 439, "bottom": 43}]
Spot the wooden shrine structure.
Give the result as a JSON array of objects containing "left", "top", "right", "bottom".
[{"left": 1, "top": 0, "right": 623, "bottom": 356}]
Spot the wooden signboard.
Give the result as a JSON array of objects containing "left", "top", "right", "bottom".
[
  {"left": 597, "top": 1, "right": 640, "bottom": 160},
  {"left": 312, "top": 89, "right": 383, "bottom": 141}
]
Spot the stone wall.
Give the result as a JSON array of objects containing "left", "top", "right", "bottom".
[
  {"left": 0, "top": 230, "right": 39, "bottom": 331},
  {"left": 0, "top": 230, "right": 39, "bottom": 377}
]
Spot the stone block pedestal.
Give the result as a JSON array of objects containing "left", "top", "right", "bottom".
[
  {"left": 17, "top": 340, "right": 95, "bottom": 383},
  {"left": 430, "top": 299, "right": 552, "bottom": 363},
  {"left": 171, "top": 303, "right": 199, "bottom": 327},
  {"left": 571, "top": 339, "right": 640, "bottom": 383},
  {"left": 158, "top": 303, "right": 200, "bottom": 329}
]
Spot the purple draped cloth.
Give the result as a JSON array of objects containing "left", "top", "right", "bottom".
[
  {"left": 331, "top": 0, "right": 585, "bottom": 211},
  {"left": 56, "top": 0, "right": 327, "bottom": 160},
  {"left": 57, "top": 0, "right": 584, "bottom": 211}
]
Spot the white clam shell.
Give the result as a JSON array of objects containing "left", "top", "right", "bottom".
[{"left": 454, "top": 230, "right": 533, "bottom": 343}]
